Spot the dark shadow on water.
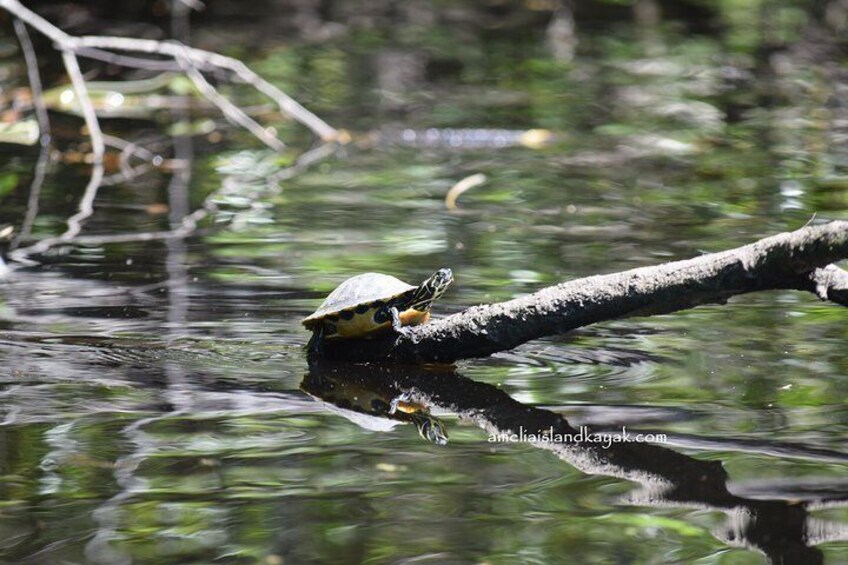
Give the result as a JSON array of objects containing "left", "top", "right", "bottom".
[{"left": 305, "top": 360, "right": 847, "bottom": 565}]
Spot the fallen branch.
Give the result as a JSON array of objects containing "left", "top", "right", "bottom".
[{"left": 317, "top": 221, "right": 848, "bottom": 363}]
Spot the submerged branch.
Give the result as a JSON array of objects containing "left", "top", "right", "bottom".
[{"left": 318, "top": 221, "right": 848, "bottom": 363}]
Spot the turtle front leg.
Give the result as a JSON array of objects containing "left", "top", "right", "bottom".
[
  {"left": 306, "top": 325, "right": 324, "bottom": 355},
  {"left": 389, "top": 391, "right": 413, "bottom": 414},
  {"left": 389, "top": 307, "right": 411, "bottom": 337}
]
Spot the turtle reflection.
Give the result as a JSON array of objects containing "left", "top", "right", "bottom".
[{"left": 300, "top": 371, "right": 448, "bottom": 446}]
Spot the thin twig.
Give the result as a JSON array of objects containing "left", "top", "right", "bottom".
[
  {"left": 176, "top": 49, "right": 286, "bottom": 152},
  {"left": 61, "top": 204, "right": 215, "bottom": 246},
  {"left": 75, "top": 35, "right": 339, "bottom": 141},
  {"left": 9, "top": 51, "right": 105, "bottom": 261},
  {"left": 269, "top": 140, "right": 340, "bottom": 185},
  {"left": 103, "top": 134, "right": 157, "bottom": 175},
  {"left": 76, "top": 47, "right": 182, "bottom": 72},
  {"left": 60, "top": 49, "right": 104, "bottom": 230},
  {"left": 101, "top": 164, "right": 155, "bottom": 186},
  {"left": 0, "top": 0, "right": 72, "bottom": 45},
  {"left": 9, "top": 4, "right": 57, "bottom": 252},
  {"left": 97, "top": 134, "right": 161, "bottom": 185},
  {"left": 9, "top": 143, "right": 51, "bottom": 250},
  {"left": 13, "top": 17, "right": 50, "bottom": 142}
]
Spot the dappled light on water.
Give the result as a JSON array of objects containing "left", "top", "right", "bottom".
[{"left": 1, "top": 1, "right": 848, "bottom": 563}]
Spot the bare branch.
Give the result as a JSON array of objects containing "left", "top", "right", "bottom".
[
  {"left": 13, "top": 17, "right": 50, "bottom": 142},
  {"left": 99, "top": 134, "right": 160, "bottom": 185},
  {"left": 57, "top": 49, "right": 105, "bottom": 233},
  {"left": 807, "top": 264, "right": 848, "bottom": 305},
  {"left": 8, "top": 12, "right": 53, "bottom": 253},
  {"left": 75, "top": 46, "right": 182, "bottom": 72},
  {"left": 316, "top": 221, "right": 848, "bottom": 363},
  {"left": 73, "top": 36, "right": 338, "bottom": 141},
  {"left": 0, "top": 0, "right": 72, "bottom": 45},
  {"left": 268, "top": 140, "right": 340, "bottom": 185},
  {"left": 28, "top": 203, "right": 216, "bottom": 248},
  {"left": 176, "top": 50, "right": 286, "bottom": 152},
  {"left": 10, "top": 46, "right": 108, "bottom": 263},
  {"left": 9, "top": 144, "right": 50, "bottom": 251},
  {"left": 0, "top": 0, "right": 339, "bottom": 142},
  {"left": 1, "top": 0, "right": 340, "bottom": 263}
]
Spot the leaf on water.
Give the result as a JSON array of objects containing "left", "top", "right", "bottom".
[
  {"left": 167, "top": 119, "right": 217, "bottom": 137},
  {"left": 0, "top": 120, "right": 39, "bottom": 146}
]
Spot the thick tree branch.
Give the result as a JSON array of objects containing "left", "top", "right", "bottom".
[{"left": 318, "top": 221, "right": 848, "bottom": 364}]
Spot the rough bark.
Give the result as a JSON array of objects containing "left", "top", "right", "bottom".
[{"left": 317, "top": 221, "right": 848, "bottom": 364}]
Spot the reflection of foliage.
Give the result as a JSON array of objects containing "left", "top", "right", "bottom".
[
  {"left": 211, "top": 150, "right": 294, "bottom": 229},
  {"left": 253, "top": 46, "right": 353, "bottom": 115}
]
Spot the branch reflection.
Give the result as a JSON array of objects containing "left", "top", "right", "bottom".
[{"left": 305, "top": 361, "right": 847, "bottom": 565}]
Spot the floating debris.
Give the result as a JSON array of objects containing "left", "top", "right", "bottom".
[
  {"left": 371, "top": 127, "right": 555, "bottom": 150},
  {"left": 0, "top": 119, "right": 39, "bottom": 145},
  {"left": 445, "top": 173, "right": 487, "bottom": 210}
]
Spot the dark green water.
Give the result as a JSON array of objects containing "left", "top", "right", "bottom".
[{"left": 1, "top": 4, "right": 848, "bottom": 564}]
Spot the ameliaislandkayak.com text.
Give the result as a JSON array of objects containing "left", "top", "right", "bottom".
[{"left": 487, "top": 426, "right": 667, "bottom": 449}]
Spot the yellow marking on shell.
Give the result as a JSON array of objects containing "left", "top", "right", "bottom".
[{"left": 325, "top": 308, "right": 429, "bottom": 339}]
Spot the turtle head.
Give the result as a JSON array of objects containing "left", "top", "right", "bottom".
[{"left": 410, "top": 268, "right": 453, "bottom": 311}]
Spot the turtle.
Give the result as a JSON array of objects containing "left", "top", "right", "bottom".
[{"left": 302, "top": 268, "right": 453, "bottom": 353}]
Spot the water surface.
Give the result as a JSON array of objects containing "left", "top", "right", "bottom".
[{"left": 1, "top": 4, "right": 847, "bottom": 563}]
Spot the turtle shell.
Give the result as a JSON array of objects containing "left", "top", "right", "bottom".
[{"left": 302, "top": 272, "right": 415, "bottom": 328}]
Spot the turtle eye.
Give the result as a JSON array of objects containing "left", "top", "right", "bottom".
[{"left": 430, "top": 269, "right": 453, "bottom": 293}]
